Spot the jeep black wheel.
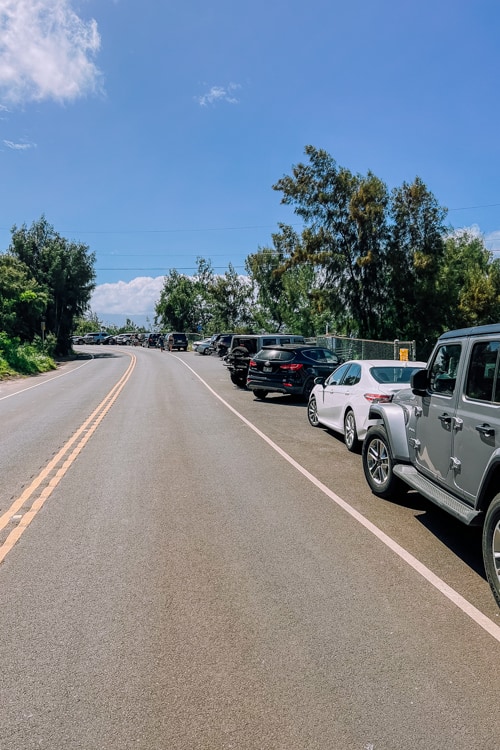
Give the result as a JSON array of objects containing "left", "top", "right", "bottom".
[
  {"left": 253, "top": 389, "right": 268, "bottom": 400},
  {"left": 344, "top": 409, "right": 360, "bottom": 452},
  {"left": 362, "top": 425, "right": 402, "bottom": 499},
  {"left": 307, "top": 395, "right": 320, "bottom": 427},
  {"left": 230, "top": 373, "right": 246, "bottom": 388},
  {"left": 482, "top": 493, "right": 500, "bottom": 607}
]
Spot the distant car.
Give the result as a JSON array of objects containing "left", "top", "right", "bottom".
[
  {"left": 144, "top": 333, "right": 160, "bottom": 348},
  {"left": 83, "top": 332, "right": 109, "bottom": 345},
  {"left": 194, "top": 337, "right": 213, "bottom": 355},
  {"left": 215, "top": 333, "right": 235, "bottom": 357},
  {"left": 167, "top": 332, "right": 188, "bottom": 351},
  {"left": 102, "top": 335, "right": 117, "bottom": 345},
  {"left": 71, "top": 335, "right": 85, "bottom": 345},
  {"left": 246, "top": 344, "right": 340, "bottom": 401},
  {"left": 115, "top": 333, "right": 134, "bottom": 345},
  {"left": 307, "top": 358, "right": 427, "bottom": 452}
]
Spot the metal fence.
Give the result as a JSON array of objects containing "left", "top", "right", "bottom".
[{"left": 316, "top": 335, "right": 418, "bottom": 362}]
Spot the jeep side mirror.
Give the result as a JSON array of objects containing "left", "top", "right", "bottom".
[{"left": 411, "top": 368, "right": 429, "bottom": 396}]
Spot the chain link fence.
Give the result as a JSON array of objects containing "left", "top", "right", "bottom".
[{"left": 316, "top": 335, "right": 418, "bottom": 362}]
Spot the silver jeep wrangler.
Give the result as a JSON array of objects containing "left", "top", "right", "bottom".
[{"left": 362, "top": 323, "right": 500, "bottom": 607}]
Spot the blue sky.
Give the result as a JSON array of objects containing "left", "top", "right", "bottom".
[{"left": 1, "top": 0, "right": 500, "bottom": 327}]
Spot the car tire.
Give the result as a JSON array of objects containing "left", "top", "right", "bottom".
[
  {"left": 230, "top": 373, "right": 246, "bottom": 388},
  {"left": 482, "top": 493, "right": 500, "bottom": 608},
  {"left": 302, "top": 378, "right": 315, "bottom": 401},
  {"left": 253, "top": 389, "right": 268, "bottom": 400},
  {"left": 307, "top": 395, "right": 320, "bottom": 427},
  {"left": 344, "top": 409, "right": 360, "bottom": 452},
  {"left": 362, "top": 425, "right": 402, "bottom": 499}
]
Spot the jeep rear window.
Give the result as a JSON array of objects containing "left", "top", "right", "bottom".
[{"left": 466, "top": 341, "right": 500, "bottom": 402}]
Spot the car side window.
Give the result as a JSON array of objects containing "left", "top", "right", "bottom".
[
  {"left": 466, "top": 341, "right": 500, "bottom": 403},
  {"left": 326, "top": 363, "right": 350, "bottom": 386},
  {"left": 429, "top": 344, "right": 461, "bottom": 395},
  {"left": 343, "top": 363, "right": 361, "bottom": 386}
]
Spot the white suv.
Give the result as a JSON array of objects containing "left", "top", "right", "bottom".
[{"left": 83, "top": 332, "right": 109, "bottom": 345}]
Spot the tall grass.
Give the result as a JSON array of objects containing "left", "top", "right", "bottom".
[{"left": 0, "top": 333, "right": 57, "bottom": 379}]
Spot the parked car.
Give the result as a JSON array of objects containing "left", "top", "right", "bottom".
[
  {"left": 246, "top": 345, "right": 340, "bottom": 401},
  {"left": 215, "top": 333, "right": 236, "bottom": 357},
  {"left": 83, "top": 332, "right": 109, "bottom": 345},
  {"left": 143, "top": 333, "right": 160, "bottom": 348},
  {"left": 225, "top": 334, "right": 306, "bottom": 387},
  {"left": 115, "top": 333, "right": 135, "bottom": 345},
  {"left": 71, "top": 335, "right": 85, "bottom": 345},
  {"left": 194, "top": 337, "right": 214, "bottom": 355},
  {"left": 102, "top": 335, "right": 117, "bottom": 345},
  {"left": 307, "top": 359, "right": 427, "bottom": 452},
  {"left": 360, "top": 324, "right": 500, "bottom": 608},
  {"left": 167, "top": 332, "right": 188, "bottom": 351}
]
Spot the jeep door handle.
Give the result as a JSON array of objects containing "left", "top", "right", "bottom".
[
  {"left": 438, "top": 413, "right": 452, "bottom": 425},
  {"left": 476, "top": 424, "right": 495, "bottom": 438}
]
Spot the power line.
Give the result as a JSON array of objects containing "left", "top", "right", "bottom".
[{"left": 2, "top": 200, "right": 500, "bottom": 237}]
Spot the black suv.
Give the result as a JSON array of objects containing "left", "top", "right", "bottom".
[
  {"left": 167, "top": 332, "right": 188, "bottom": 351},
  {"left": 225, "top": 334, "right": 305, "bottom": 388},
  {"left": 145, "top": 333, "right": 160, "bottom": 348},
  {"left": 215, "top": 333, "right": 235, "bottom": 357},
  {"left": 246, "top": 345, "right": 340, "bottom": 400}
]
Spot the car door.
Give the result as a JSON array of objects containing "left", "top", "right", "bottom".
[
  {"left": 318, "top": 363, "right": 358, "bottom": 429},
  {"left": 453, "top": 338, "right": 500, "bottom": 504},
  {"left": 413, "top": 342, "right": 462, "bottom": 485}
]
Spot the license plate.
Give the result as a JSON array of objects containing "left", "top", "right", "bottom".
[{"left": 263, "top": 366, "right": 272, "bottom": 372}]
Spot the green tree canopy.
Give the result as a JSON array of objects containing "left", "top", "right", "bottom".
[
  {"left": 273, "top": 145, "right": 390, "bottom": 339},
  {"left": 8, "top": 216, "right": 96, "bottom": 354},
  {"left": 0, "top": 255, "right": 48, "bottom": 340}
]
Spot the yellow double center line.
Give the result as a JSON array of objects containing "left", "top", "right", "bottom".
[{"left": 0, "top": 354, "right": 136, "bottom": 564}]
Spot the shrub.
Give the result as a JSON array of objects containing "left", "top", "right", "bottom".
[{"left": 0, "top": 333, "right": 56, "bottom": 378}]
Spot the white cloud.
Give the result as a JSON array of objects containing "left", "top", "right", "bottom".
[
  {"left": 0, "top": 0, "right": 102, "bottom": 104},
  {"left": 196, "top": 83, "right": 241, "bottom": 107},
  {"left": 90, "top": 276, "right": 165, "bottom": 317},
  {"left": 3, "top": 138, "right": 36, "bottom": 149}
]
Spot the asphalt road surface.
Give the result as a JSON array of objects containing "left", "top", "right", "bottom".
[{"left": 0, "top": 345, "right": 499, "bottom": 750}]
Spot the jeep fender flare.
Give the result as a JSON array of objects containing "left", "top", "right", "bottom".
[{"left": 367, "top": 402, "right": 411, "bottom": 462}]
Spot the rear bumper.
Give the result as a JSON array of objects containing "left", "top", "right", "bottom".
[{"left": 246, "top": 378, "right": 302, "bottom": 395}]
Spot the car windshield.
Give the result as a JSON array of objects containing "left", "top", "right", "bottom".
[{"left": 370, "top": 366, "right": 422, "bottom": 384}]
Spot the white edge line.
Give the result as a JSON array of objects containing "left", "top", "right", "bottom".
[
  {"left": 176, "top": 356, "right": 500, "bottom": 644},
  {"left": 0, "top": 358, "right": 94, "bottom": 401}
]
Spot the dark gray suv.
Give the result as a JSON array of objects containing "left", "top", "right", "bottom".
[{"left": 167, "top": 332, "right": 188, "bottom": 351}]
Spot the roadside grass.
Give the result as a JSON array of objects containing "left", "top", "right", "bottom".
[{"left": 0, "top": 334, "right": 57, "bottom": 380}]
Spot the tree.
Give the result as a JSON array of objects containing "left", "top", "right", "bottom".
[
  {"left": 438, "top": 230, "right": 500, "bottom": 330},
  {"left": 155, "top": 269, "right": 200, "bottom": 331},
  {"left": 208, "top": 263, "right": 254, "bottom": 332},
  {"left": 386, "top": 178, "right": 447, "bottom": 351},
  {"left": 246, "top": 231, "right": 322, "bottom": 335},
  {"left": 273, "top": 145, "right": 390, "bottom": 339},
  {"left": 0, "top": 254, "right": 48, "bottom": 340},
  {"left": 8, "top": 216, "right": 96, "bottom": 355}
]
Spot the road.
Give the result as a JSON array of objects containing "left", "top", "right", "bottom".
[{"left": 0, "top": 345, "right": 499, "bottom": 750}]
